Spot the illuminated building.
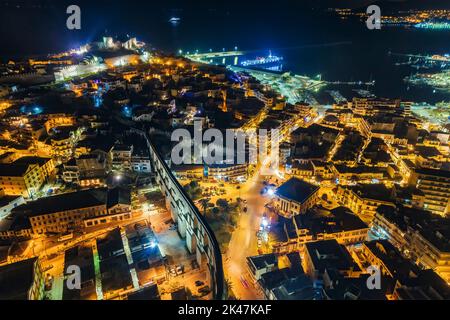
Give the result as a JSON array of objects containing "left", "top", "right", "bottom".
[
  {"left": 0, "top": 100, "right": 11, "bottom": 111},
  {"left": 61, "top": 159, "right": 79, "bottom": 184},
  {"left": 205, "top": 163, "right": 248, "bottom": 182},
  {"left": 247, "top": 254, "right": 278, "bottom": 281},
  {"left": 332, "top": 165, "right": 387, "bottom": 183},
  {"left": 350, "top": 97, "right": 401, "bottom": 116},
  {"left": 290, "top": 124, "right": 340, "bottom": 162},
  {"left": 372, "top": 205, "right": 450, "bottom": 283},
  {"left": 295, "top": 207, "right": 368, "bottom": 245},
  {"left": 28, "top": 58, "right": 72, "bottom": 66},
  {"left": 274, "top": 177, "right": 320, "bottom": 218},
  {"left": 10, "top": 187, "right": 131, "bottom": 235},
  {"left": 62, "top": 155, "right": 107, "bottom": 187},
  {"left": 358, "top": 240, "right": 449, "bottom": 299},
  {"left": 54, "top": 63, "right": 107, "bottom": 82},
  {"left": 13, "top": 156, "right": 55, "bottom": 181},
  {"left": 50, "top": 132, "right": 73, "bottom": 159},
  {"left": 0, "top": 163, "right": 44, "bottom": 198},
  {"left": 0, "top": 195, "right": 25, "bottom": 220},
  {"left": 410, "top": 168, "right": 450, "bottom": 217},
  {"left": 279, "top": 142, "right": 291, "bottom": 165},
  {"left": 44, "top": 115, "right": 76, "bottom": 133},
  {"left": 361, "top": 240, "right": 423, "bottom": 299},
  {"left": 248, "top": 252, "right": 318, "bottom": 300},
  {"left": 131, "top": 155, "right": 151, "bottom": 173},
  {"left": 48, "top": 126, "right": 84, "bottom": 160},
  {"left": 103, "top": 36, "right": 115, "bottom": 49},
  {"left": 303, "top": 239, "right": 361, "bottom": 282},
  {"left": 104, "top": 54, "right": 140, "bottom": 68},
  {"left": 311, "top": 161, "right": 334, "bottom": 179},
  {"left": 288, "top": 160, "right": 314, "bottom": 178},
  {"left": 111, "top": 144, "right": 133, "bottom": 172},
  {"left": 270, "top": 207, "right": 368, "bottom": 254},
  {"left": 393, "top": 270, "right": 450, "bottom": 300},
  {"left": 336, "top": 184, "right": 395, "bottom": 224},
  {"left": 0, "top": 258, "right": 45, "bottom": 300},
  {"left": 18, "top": 188, "right": 108, "bottom": 234},
  {"left": 171, "top": 164, "right": 204, "bottom": 180}
]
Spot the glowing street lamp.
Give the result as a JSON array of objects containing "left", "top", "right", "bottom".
[{"left": 261, "top": 217, "right": 269, "bottom": 228}]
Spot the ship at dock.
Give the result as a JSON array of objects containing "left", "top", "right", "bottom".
[{"left": 240, "top": 51, "right": 283, "bottom": 71}]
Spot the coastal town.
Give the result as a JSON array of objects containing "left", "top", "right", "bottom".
[{"left": 0, "top": 25, "right": 449, "bottom": 301}]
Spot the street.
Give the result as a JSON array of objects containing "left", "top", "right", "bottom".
[{"left": 224, "top": 171, "right": 269, "bottom": 300}]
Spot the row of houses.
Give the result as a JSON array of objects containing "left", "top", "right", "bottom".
[{"left": 0, "top": 187, "right": 132, "bottom": 240}]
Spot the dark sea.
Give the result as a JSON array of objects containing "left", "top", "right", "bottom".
[{"left": 0, "top": 0, "right": 449, "bottom": 103}]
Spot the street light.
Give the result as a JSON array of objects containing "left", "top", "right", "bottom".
[{"left": 261, "top": 217, "right": 269, "bottom": 228}]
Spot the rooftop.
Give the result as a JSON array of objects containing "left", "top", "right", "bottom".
[
  {"left": 294, "top": 206, "right": 368, "bottom": 236},
  {"left": 363, "top": 240, "right": 420, "bottom": 280},
  {"left": 247, "top": 253, "right": 277, "bottom": 271},
  {"left": 270, "top": 274, "right": 318, "bottom": 300},
  {"left": 0, "top": 257, "right": 38, "bottom": 300},
  {"left": 415, "top": 167, "right": 450, "bottom": 179},
  {"left": 0, "top": 163, "right": 33, "bottom": 177},
  {"left": 0, "top": 195, "right": 22, "bottom": 208},
  {"left": 107, "top": 187, "right": 131, "bottom": 209},
  {"left": 305, "top": 239, "right": 360, "bottom": 274},
  {"left": 376, "top": 205, "right": 450, "bottom": 252},
  {"left": 12, "top": 188, "right": 107, "bottom": 217},
  {"left": 275, "top": 177, "right": 319, "bottom": 204},
  {"left": 13, "top": 156, "right": 52, "bottom": 167},
  {"left": 345, "top": 184, "right": 393, "bottom": 203}
]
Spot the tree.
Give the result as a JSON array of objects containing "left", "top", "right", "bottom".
[
  {"left": 216, "top": 199, "right": 229, "bottom": 211},
  {"left": 199, "top": 198, "right": 211, "bottom": 216},
  {"left": 224, "top": 278, "right": 234, "bottom": 299},
  {"left": 184, "top": 181, "right": 202, "bottom": 200},
  {"left": 189, "top": 180, "right": 199, "bottom": 189}
]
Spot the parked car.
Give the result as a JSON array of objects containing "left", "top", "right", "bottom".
[
  {"left": 195, "top": 280, "right": 204, "bottom": 287},
  {"left": 42, "top": 264, "right": 54, "bottom": 272},
  {"left": 198, "top": 285, "right": 211, "bottom": 295},
  {"left": 176, "top": 265, "right": 184, "bottom": 275}
]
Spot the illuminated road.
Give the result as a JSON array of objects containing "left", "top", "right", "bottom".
[{"left": 224, "top": 171, "right": 268, "bottom": 300}]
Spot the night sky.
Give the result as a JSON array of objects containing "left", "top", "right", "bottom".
[{"left": 0, "top": 0, "right": 449, "bottom": 57}]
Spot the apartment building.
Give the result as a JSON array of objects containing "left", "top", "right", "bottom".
[
  {"left": 410, "top": 168, "right": 450, "bottom": 217},
  {"left": 336, "top": 184, "right": 395, "bottom": 224},
  {"left": 371, "top": 205, "right": 450, "bottom": 283},
  {"left": 0, "top": 257, "right": 45, "bottom": 300},
  {"left": 0, "top": 163, "right": 44, "bottom": 198}
]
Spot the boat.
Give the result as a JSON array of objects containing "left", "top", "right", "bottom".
[{"left": 240, "top": 51, "right": 283, "bottom": 67}]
